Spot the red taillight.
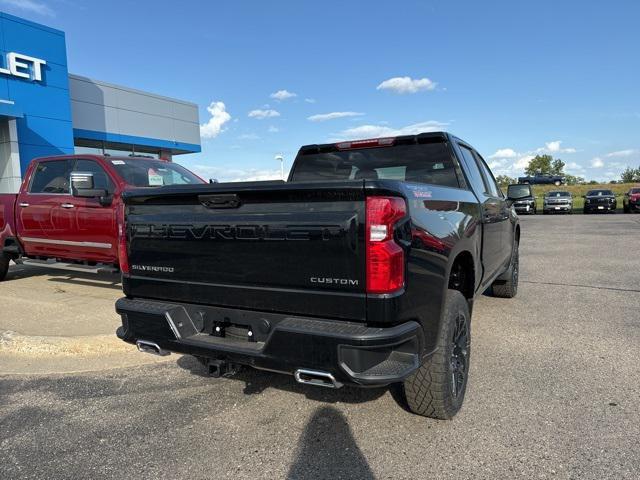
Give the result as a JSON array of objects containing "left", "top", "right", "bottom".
[
  {"left": 366, "top": 196, "right": 406, "bottom": 294},
  {"left": 117, "top": 203, "right": 130, "bottom": 274}
]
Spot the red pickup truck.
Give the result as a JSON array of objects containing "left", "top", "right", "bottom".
[{"left": 0, "top": 154, "right": 205, "bottom": 281}]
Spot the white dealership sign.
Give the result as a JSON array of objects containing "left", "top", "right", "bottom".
[{"left": 0, "top": 52, "right": 46, "bottom": 82}]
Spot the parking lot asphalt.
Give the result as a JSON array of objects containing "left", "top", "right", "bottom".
[
  {"left": 0, "top": 264, "right": 168, "bottom": 373},
  {"left": 1, "top": 214, "right": 639, "bottom": 479}
]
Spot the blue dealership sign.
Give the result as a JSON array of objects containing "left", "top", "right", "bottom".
[{"left": 0, "top": 12, "right": 74, "bottom": 174}]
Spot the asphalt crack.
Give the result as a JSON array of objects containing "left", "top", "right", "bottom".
[{"left": 522, "top": 280, "right": 640, "bottom": 294}]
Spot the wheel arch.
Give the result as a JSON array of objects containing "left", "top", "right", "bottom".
[{"left": 447, "top": 250, "right": 476, "bottom": 311}]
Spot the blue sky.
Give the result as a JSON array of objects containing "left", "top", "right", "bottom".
[{"left": 2, "top": 0, "right": 640, "bottom": 181}]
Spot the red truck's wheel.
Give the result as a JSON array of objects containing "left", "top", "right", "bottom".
[
  {"left": 402, "top": 289, "right": 470, "bottom": 419},
  {"left": 0, "top": 255, "right": 9, "bottom": 281}
]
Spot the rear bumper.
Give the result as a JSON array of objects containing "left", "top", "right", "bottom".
[{"left": 116, "top": 297, "right": 424, "bottom": 387}]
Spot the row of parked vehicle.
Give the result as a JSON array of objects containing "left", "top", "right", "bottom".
[{"left": 507, "top": 184, "right": 640, "bottom": 215}]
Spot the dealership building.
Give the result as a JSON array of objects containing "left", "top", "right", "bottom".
[{"left": 0, "top": 12, "right": 201, "bottom": 193}]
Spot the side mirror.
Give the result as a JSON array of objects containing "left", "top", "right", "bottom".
[{"left": 71, "top": 171, "right": 108, "bottom": 199}]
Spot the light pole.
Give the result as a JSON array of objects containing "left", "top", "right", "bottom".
[{"left": 275, "top": 154, "right": 284, "bottom": 180}]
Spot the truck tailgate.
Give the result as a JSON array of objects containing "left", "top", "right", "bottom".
[{"left": 123, "top": 182, "right": 367, "bottom": 320}]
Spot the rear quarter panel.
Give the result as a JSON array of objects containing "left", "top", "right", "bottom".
[{"left": 365, "top": 181, "right": 482, "bottom": 355}]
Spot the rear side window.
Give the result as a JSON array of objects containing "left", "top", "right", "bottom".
[
  {"left": 290, "top": 142, "right": 462, "bottom": 188},
  {"left": 29, "top": 160, "right": 74, "bottom": 194}
]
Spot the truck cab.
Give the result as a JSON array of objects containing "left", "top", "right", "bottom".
[{"left": 0, "top": 154, "right": 204, "bottom": 279}]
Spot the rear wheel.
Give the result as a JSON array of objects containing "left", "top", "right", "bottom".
[
  {"left": 492, "top": 240, "right": 519, "bottom": 298},
  {"left": 0, "top": 254, "right": 9, "bottom": 281},
  {"left": 624, "top": 203, "right": 629, "bottom": 213},
  {"left": 402, "top": 290, "right": 470, "bottom": 420}
]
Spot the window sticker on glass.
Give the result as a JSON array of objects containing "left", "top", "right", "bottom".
[
  {"left": 148, "top": 168, "right": 164, "bottom": 186},
  {"left": 111, "top": 160, "right": 126, "bottom": 165}
]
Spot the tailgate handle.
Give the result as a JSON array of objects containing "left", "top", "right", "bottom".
[{"left": 199, "top": 194, "right": 241, "bottom": 209}]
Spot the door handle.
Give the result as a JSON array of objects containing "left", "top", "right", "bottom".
[
  {"left": 61, "top": 203, "right": 75, "bottom": 209},
  {"left": 18, "top": 202, "right": 29, "bottom": 208}
]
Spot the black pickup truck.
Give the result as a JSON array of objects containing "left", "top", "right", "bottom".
[
  {"left": 116, "top": 132, "right": 521, "bottom": 419},
  {"left": 518, "top": 173, "right": 566, "bottom": 186}
]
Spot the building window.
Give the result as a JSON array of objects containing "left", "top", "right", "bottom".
[{"left": 74, "top": 138, "right": 162, "bottom": 159}]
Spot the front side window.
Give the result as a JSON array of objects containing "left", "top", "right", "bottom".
[
  {"left": 458, "top": 145, "right": 486, "bottom": 195},
  {"left": 74, "top": 159, "right": 114, "bottom": 193},
  {"left": 473, "top": 151, "right": 501, "bottom": 197},
  {"left": 29, "top": 160, "right": 74, "bottom": 194}
]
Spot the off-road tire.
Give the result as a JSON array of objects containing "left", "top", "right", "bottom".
[
  {"left": 0, "top": 254, "right": 9, "bottom": 281},
  {"left": 492, "top": 240, "right": 519, "bottom": 298},
  {"left": 402, "top": 290, "right": 471, "bottom": 420}
]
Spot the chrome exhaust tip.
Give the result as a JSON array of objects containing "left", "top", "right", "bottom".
[
  {"left": 136, "top": 340, "right": 170, "bottom": 356},
  {"left": 294, "top": 369, "right": 343, "bottom": 389}
]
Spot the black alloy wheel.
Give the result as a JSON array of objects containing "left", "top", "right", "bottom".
[{"left": 451, "top": 312, "right": 469, "bottom": 399}]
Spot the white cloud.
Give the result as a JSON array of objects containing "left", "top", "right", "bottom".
[
  {"left": 376, "top": 76, "right": 437, "bottom": 94},
  {"left": 515, "top": 155, "right": 533, "bottom": 168},
  {"left": 0, "top": 0, "right": 54, "bottom": 16},
  {"left": 199, "top": 101, "right": 231, "bottom": 139},
  {"left": 591, "top": 157, "right": 604, "bottom": 168},
  {"left": 564, "top": 162, "right": 586, "bottom": 176},
  {"left": 489, "top": 148, "right": 518, "bottom": 159},
  {"left": 606, "top": 149, "right": 636, "bottom": 157},
  {"left": 536, "top": 140, "right": 577, "bottom": 153},
  {"left": 267, "top": 125, "right": 280, "bottom": 133},
  {"left": 307, "top": 111, "right": 365, "bottom": 122},
  {"left": 270, "top": 90, "right": 297, "bottom": 101},
  {"left": 489, "top": 155, "right": 533, "bottom": 177},
  {"left": 331, "top": 120, "right": 448, "bottom": 141},
  {"left": 248, "top": 109, "right": 280, "bottom": 119},
  {"left": 304, "top": 98, "right": 316, "bottom": 104},
  {"left": 538, "top": 140, "right": 576, "bottom": 154},
  {"left": 237, "top": 133, "right": 260, "bottom": 140},
  {"left": 191, "top": 165, "right": 285, "bottom": 183}
]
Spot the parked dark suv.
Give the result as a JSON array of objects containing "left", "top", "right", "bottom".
[
  {"left": 507, "top": 184, "right": 536, "bottom": 214},
  {"left": 543, "top": 190, "right": 573, "bottom": 214},
  {"left": 583, "top": 189, "right": 617, "bottom": 214}
]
